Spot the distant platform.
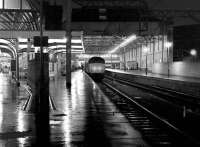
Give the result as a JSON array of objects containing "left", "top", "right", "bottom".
[
  {"left": 105, "top": 69, "right": 200, "bottom": 97},
  {"left": 106, "top": 69, "right": 200, "bottom": 84}
]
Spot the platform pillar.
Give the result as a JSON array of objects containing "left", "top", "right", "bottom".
[
  {"left": 65, "top": 0, "right": 72, "bottom": 88},
  {"left": 35, "top": 0, "right": 50, "bottom": 145},
  {"left": 15, "top": 40, "right": 20, "bottom": 86},
  {"left": 27, "top": 38, "right": 31, "bottom": 64}
]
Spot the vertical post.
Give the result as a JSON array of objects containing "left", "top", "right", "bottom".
[
  {"left": 152, "top": 38, "right": 155, "bottom": 64},
  {"left": 27, "top": 38, "right": 31, "bottom": 67},
  {"left": 123, "top": 47, "right": 126, "bottom": 71},
  {"left": 161, "top": 23, "right": 166, "bottom": 62},
  {"left": 110, "top": 54, "right": 112, "bottom": 68},
  {"left": 145, "top": 54, "right": 147, "bottom": 75},
  {"left": 20, "top": 0, "right": 22, "bottom": 9},
  {"left": 66, "top": 0, "right": 72, "bottom": 88},
  {"left": 143, "top": 45, "right": 148, "bottom": 76},
  {"left": 16, "top": 40, "right": 20, "bottom": 86},
  {"left": 157, "top": 36, "right": 160, "bottom": 59},
  {"left": 183, "top": 106, "right": 186, "bottom": 118},
  {"left": 35, "top": 0, "right": 50, "bottom": 146},
  {"left": 2, "top": 0, "right": 4, "bottom": 9},
  {"left": 161, "top": 36, "right": 164, "bottom": 62},
  {"left": 165, "top": 42, "right": 172, "bottom": 78},
  {"left": 167, "top": 47, "right": 169, "bottom": 77},
  {"left": 136, "top": 46, "right": 138, "bottom": 70},
  {"left": 145, "top": 40, "right": 148, "bottom": 75},
  {"left": 39, "top": 0, "right": 44, "bottom": 118}
]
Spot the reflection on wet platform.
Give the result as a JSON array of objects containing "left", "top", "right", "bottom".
[
  {"left": 49, "top": 70, "right": 149, "bottom": 146},
  {"left": 0, "top": 71, "right": 149, "bottom": 146}
]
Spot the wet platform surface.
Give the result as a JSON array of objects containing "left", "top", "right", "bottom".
[
  {"left": 107, "top": 69, "right": 200, "bottom": 83},
  {"left": 0, "top": 73, "right": 35, "bottom": 146},
  {"left": 0, "top": 71, "right": 150, "bottom": 147}
]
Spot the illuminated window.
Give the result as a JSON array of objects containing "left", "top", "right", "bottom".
[
  {"left": 5, "top": 0, "right": 20, "bottom": 9},
  {"left": 0, "top": 0, "right": 2, "bottom": 8}
]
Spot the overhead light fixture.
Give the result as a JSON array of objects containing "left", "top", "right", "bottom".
[
  {"left": 34, "top": 47, "right": 40, "bottom": 53},
  {"left": 109, "top": 34, "right": 137, "bottom": 53},
  {"left": 53, "top": 49, "right": 84, "bottom": 53},
  {"left": 190, "top": 49, "right": 197, "bottom": 56},
  {"left": 48, "top": 38, "right": 67, "bottom": 43},
  {"left": 19, "top": 44, "right": 34, "bottom": 49},
  {"left": 143, "top": 46, "right": 149, "bottom": 54},
  {"left": 48, "top": 46, "right": 84, "bottom": 53},
  {"left": 71, "top": 45, "right": 83, "bottom": 49},
  {"left": 165, "top": 42, "right": 173, "bottom": 48},
  {"left": 71, "top": 39, "right": 82, "bottom": 44},
  {"left": 18, "top": 38, "right": 28, "bottom": 42},
  {"left": 49, "top": 45, "right": 83, "bottom": 49},
  {"left": 48, "top": 45, "right": 66, "bottom": 49}
]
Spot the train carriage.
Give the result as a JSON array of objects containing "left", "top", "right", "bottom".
[{"left": 85, "top": 57, "right": 105, "bottom": 81}]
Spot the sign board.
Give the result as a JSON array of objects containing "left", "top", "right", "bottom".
[
  {"left": 11, "top": 60, "right": 16, "bottom": 71},
  {"left": 33, "top": 36, "right": 49, "bottom": 47}
]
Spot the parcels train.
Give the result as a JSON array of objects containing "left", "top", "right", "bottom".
[{"left": 85, "top": 57, "right": 105, "bottom": 81}]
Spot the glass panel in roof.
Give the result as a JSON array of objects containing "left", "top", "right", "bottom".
[
  {"left": 4, "top": 0, "right": 30, "bottom": 9},
  {"left": 5, "top": 0, "right": 20, "bottom": 9},
  {"left": 0, "top": 0, "right": 2, "bottom": 9}
]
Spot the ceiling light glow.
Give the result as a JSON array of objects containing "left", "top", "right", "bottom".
[{"left": 109, "top": 34, "right": 136, "bottom": 53}]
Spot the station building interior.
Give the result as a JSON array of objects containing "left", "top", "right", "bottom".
[{"left": 0, "top": 0, "right": 200, "bottom": 146}]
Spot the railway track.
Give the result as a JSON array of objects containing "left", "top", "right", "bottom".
[
  {"left": 99, "top": 80, "right": 200, "bottom": 147},
  {"left": 104, "top": 75, "right": 200, "bottom": 113}
]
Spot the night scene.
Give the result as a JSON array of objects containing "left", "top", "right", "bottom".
[{"left": 0, "top": 0, "right": 199, "bottom": 146}]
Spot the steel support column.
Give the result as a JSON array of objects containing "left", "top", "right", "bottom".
[
  {"left": 35, "top": 0, "right": 50, "bottom": 146},
  {"left": 66, "top": 0, "right": 72, "bottom": 88}
]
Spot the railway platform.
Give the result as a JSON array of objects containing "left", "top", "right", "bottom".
[
  {"left": 0, "top": 71, "right": 150, "bottom": 147},
  {"left": 106, "top": 69, "right": 200, "bottom": 83}
]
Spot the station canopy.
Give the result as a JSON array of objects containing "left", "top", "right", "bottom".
[
  {"left": 0, "top": 0, "right": 40, "bottom": 31},
  {"left": 2, "top": 0, "right": 199, "bottom": 56}
]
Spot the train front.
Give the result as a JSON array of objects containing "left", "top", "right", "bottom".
[{"left": 88, "top": 57, "right": 105, "bottom": 82}]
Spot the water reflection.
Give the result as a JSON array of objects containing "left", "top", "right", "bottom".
[
  {"left": 17, "top": 111, "right": 25, "bottom": 132},
  {"left": 0, "top": 74, "right": 34, "bottom": 147},
  {"left": 50, "top": 70, "right": 87, "bottom": 145},
  {"left": 0, "top": 74, "right": 6, "bottom": 133},
  {"left": 17, "top": 137, "right": 27, "bottom": 147},
  {"left": 62, "top": 116, "right": 71, "bottom": 143}
]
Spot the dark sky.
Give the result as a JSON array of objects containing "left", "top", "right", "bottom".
[
  {"left": 5, "top": 0, "right": 200, "bottom": 10},
  {"left": 46, "top": 0, "right": 200, "bottom": 10},
  {"left": 148, "top": 0, "right": 200, "bottom": 9},
  {"left": 46, "top": 0, "right": 200, "bottom": 22}
]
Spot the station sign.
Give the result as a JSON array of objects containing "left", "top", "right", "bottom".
[{"left": 33, "top": 36, "right": 49, "bottom": 47}]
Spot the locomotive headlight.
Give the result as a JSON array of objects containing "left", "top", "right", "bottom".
[{"left": 190, "top": 49, "right": 197, "bottom": 56}]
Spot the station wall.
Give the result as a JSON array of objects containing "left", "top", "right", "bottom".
[
  {"left": 152, "top": 62, "right": 200, "bottom": 78},
  {"left": 120, "top": 35, "right": 169, "bottom": 71}
]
